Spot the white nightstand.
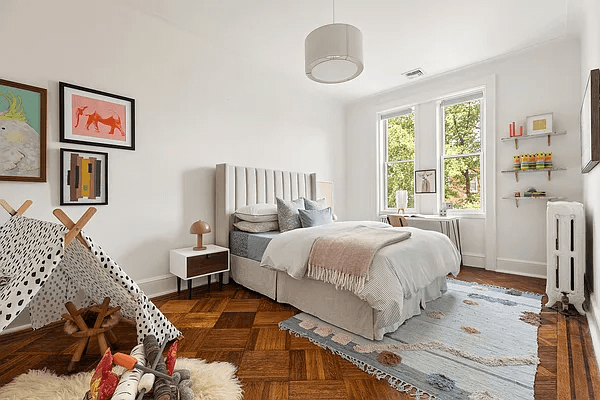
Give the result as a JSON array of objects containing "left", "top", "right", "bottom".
[{"left": 170, "top": 244, "right": 230, "bottom": 299}]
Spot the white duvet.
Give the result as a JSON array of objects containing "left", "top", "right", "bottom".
[{"left": 261, "top": 221, "right": 461, "bottom": 338}]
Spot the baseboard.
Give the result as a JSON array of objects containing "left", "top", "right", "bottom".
[
  {"left": 587, "top": 295, "right": 600, "bottom": 369},
  {"left": 462, "top": 252, "right": 485, "bottom": 268},
  {"left": 0, "top": 272, "right": 230, "bottom": 336},
  {"left": 495, "top": 257, "right": 546, "bottom": 279}
]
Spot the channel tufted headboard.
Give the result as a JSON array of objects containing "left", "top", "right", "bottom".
[{"left": 215, "top": 163, "right": 317, "bottom": 248}]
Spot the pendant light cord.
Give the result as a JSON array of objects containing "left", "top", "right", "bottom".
[{"left": 332, "top": 0, "right": 335, "bottom": 24}]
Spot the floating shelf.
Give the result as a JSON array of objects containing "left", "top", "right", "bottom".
[
  {"left": 500, "top": 131, "right": 566, "bottom": 149},
  {"left": 500, "top": 167, "right": 566, "bottom": 182},
  {"left": 501, "top": 196, "right": 565, "bottom": 208}
]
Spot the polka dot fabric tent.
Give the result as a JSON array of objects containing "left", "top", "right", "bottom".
[{"left": 0, "top": 214, "right": 181, "bottom": 345}]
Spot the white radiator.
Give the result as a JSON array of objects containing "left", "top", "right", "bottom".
[{"left": 546, "top": 201, "right": 585, "bottom": 314}]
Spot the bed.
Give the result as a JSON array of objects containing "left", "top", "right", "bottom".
[{"left": 215, "top": 163, "right": 460, "bottom": 340}]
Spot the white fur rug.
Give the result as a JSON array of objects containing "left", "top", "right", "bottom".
[{"left": 0, "top": 358, "right": 243, "bottom": 400}]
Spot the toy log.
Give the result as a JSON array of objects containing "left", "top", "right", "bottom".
[
  {"left": 142, "top": 335, "right": 172, "bottom": 400},
  {"left": 111, "top": 344, "right": 146, "bottom": 400}
]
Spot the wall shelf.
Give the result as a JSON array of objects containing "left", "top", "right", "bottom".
[
  {"left": 500, "top": 131, "right": 566, "bottom": 149},
  {"left": 500, "top": 167, "right": 565, "bottom": 182},
  {"left": 501, "top": 196, "right": 564, "bottom": 208}
]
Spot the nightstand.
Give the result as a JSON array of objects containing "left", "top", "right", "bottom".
[{"left": 169, "top": 244, "right": 230, "bottom": 299}]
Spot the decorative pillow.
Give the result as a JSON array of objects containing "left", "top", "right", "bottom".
[
  {"left": 166, "top": 341, "right": 178, "bottom": 375},
  {"left": 303, "top": 197, "right": 328, "bottom": 210},
  {"left": 233, "top": 220, "right": 279, "bottom": 233},
  {"left": 276, "top": 197, "right": 305, "bottom": 232},
  {"left": 90, "top": 348, "right": 119, "bottom": 400},
  {"left": 235, "top": 203, "right": 278, "bottom": 222},
  {"left": 298, "top": 208, "right": 333, "bottom": 228}
]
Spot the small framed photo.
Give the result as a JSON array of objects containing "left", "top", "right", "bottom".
[
  {"left": 60, "top": 82, "right": 135, "bottom": 150},
  {"left": 60, "top": 148, "right": 108, "bottom": 206},
  {"left": 415, "top": 169, "right": 436, "bottom": 194},
  {"left": 526, "top": 112, "right": 553, "bottom": 136},
  {"left": 0, "top": 79, "right": 47, "bottom": 182}
]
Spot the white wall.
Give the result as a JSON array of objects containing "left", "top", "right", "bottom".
[
  {"left": 573, "top": 0, "right": 600, "bottom": 369},
  {"left": 0, "top": 0, "right": 346, "bottom": 331},
  {"left": 345, "top": 38, "right": 582, "bottom": 277}
]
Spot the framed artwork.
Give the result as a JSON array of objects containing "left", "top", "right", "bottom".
[
  {"left": 59, "top": 82, "right": 135, "bottom": 150},
  {"left": 581, "top": 69, "right": 600, "bottom": 174},
  {"left": 60, "top": 148, "right": 108, "bottom": 205},
  {"left": 415, "top": 169, "right": 436, "bottom": 194},
  {"left": 526, "top": 112, "right": 553, "bottom": 136},
  {"left": 0, "top": 79, "right": 47, "bottom": 182}
]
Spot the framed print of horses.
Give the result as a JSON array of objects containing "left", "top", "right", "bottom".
[
  {"left": 59, "top": 82, "right": 135, "bottom": 150},
  {"left": 0, "top": 79, "right": 47, "bottom": 182}
]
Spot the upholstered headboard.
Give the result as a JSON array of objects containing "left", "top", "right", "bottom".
[{"left": 215, "top": 163, "right": 317, "bottom": 248}]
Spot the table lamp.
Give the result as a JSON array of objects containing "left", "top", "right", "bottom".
[
  {"left": 190, "top": 220, "right": 211, "bottom": 251},
  {"left": 396, "top": 190, "right": 408, "bottom": 215}
]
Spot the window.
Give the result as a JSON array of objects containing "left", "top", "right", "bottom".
[
  {"left": 440, "top": 91, "right": 483, "bottom": 211},
  {"left": 380, "top": 108, "right": 415, "bottom": 212}
]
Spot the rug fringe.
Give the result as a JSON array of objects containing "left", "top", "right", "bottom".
[{"left": 279, "top": 322, "right": 437, "bottom": 399}]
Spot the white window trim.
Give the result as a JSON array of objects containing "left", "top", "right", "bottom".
[
  {"left": 377, "top": 107, "right": 417, "bottom": 216},
  {"left": 437, "top": 87, "right": 486, "bottom": 216}
]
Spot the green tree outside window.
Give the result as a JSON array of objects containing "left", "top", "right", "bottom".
[
  {"left": 386, "top": 113, "right": 415, "bottom": 209},
  {"left": 443, "top": 100, "right": 482, "bottom": 210}
]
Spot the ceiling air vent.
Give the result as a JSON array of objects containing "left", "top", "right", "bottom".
[{"left": 402, "top": 68, "right": 425, "bottom": 79}]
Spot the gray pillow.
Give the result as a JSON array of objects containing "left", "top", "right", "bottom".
[
  {"left": 303, "top": 197, "right": 328, "bottom": 210},
  {"left": 233, "top": 220, "right": 279, "bottom": 233},
  {"left": 276, "top": 197, "right": 305, "bottom": 232},
  {"left": 298, "top": 207, "right": 333, "bottom": 228}
]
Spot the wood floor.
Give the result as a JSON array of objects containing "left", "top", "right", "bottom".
[{"left": 0, "top": 266, "right": 598, "bottom": 399}]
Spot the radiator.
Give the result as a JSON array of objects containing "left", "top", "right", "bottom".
[{"left": 546, "top": 201, "right": 585, "bottom": 314}]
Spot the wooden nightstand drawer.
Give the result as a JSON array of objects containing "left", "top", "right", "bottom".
[{"left": 187, "top": 251, "right": 228, "bottom": 277}]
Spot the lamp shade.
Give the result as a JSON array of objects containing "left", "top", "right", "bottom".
[
  {"left": 396, "top": 190, "right": 408, "bottom": 210},
  {"left": 190, "top": 220, "right": 211, "bottom": 235},
  {"left": 305, "top": 23, "right": 364, "bottom": 84}
]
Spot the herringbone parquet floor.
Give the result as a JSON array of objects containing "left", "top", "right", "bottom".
[{"left": 0, "top": 266, "right": 598, "bottom": 399}]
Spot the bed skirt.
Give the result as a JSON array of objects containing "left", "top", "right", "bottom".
[{"left": 230, "top": 255, "right": 447, "bottom": 340}]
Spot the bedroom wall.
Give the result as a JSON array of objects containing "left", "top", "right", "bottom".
[
  {"left": 573, "top": 0, "right": 600, "bottom": 370},
  {"left": 0, "top": 0, "right": 346, "bottom": 332},
  {"left": 345, "top": 37, "right": 582, "bottom": 277}
]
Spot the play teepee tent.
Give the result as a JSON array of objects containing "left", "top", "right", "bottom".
[{"left": 0, "top": 200, "right": 181, "bottom": 346}]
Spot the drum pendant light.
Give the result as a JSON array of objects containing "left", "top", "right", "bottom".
[{"left": 305, "top": 1, "right": 363, "bottom": 84}]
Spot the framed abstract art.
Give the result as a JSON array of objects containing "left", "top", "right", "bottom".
[
  {"left": 60, "top": 148, "right": 108, "bottom": 205},
  {"left": 0, "top": 79, "right": 47, "bottom": 182},
  {"left": 59, "top": 82, "right": 135, "bottom": 150},
  {"left": 581, "top": 69, "right": 600, "bottom": 174}
]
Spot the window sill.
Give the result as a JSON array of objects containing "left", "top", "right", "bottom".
[{"left": 446, "top": 211, "right": 485, "bottom": 219}]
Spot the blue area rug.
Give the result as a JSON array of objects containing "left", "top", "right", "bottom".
[{"left": 279, "top": 279, "right": 543, "bottom": 400}]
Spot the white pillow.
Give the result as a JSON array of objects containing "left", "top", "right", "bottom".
[
  {"left": 233, "top": 220, "right": 279, "bottom": 233},
  {"left": 235, "top": 203, "right": 278, "bottom": 222}
]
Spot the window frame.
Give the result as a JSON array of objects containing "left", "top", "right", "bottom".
[
  {"left": 438, "top": 89, "right": 486, "bottom": 215},
  {"left": 378, "top": 107, "right": 417, "bottom": 215}
]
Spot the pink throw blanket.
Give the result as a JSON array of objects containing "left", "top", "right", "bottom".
[{"left": 307, "top": 226, "right": 411, "bottom": 293}]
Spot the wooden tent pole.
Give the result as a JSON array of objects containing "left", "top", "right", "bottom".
[
  {"left": 53, "top": 207, "right": 97, "bottom": 248},
  {"left": 0, "top": 200, "right": 32, "bottom": 216}
]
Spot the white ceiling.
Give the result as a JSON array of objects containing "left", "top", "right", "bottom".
[{"left": 126, "top": 0, "right": 570, "bottom": 103}]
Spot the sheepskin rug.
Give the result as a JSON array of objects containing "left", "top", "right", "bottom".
[{"left": 0, "top": 358, "right": 243, "bottom": 400}]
